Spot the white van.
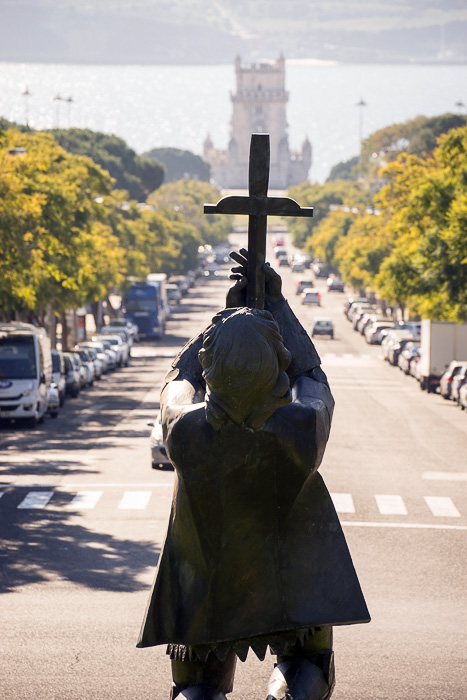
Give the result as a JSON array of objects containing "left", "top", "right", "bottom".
[{"left": 0, "top": 323, "right": 52, "bottom": 427}]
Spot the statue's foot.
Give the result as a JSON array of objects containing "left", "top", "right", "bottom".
[
  {"left": 173, "top": 684, "right": 227, "bottom": 700},
  {"left": 266, "top": 653, "right": 335, "bottom": 700}
]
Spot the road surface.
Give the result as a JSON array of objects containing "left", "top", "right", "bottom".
[{"left": 1, "top": 232, "right": 466, "bottom": 699}]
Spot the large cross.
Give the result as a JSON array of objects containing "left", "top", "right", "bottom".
[{"left": 204, "top": 133, "right": 313, "bottom": 309}]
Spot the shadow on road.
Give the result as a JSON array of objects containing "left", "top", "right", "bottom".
[{"left": 0, "top": 503, "right": 160, "bottom": 593}]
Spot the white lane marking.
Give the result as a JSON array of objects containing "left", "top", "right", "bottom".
[
  {"left": 331, "top": 492, "right": 355, "bottom": 513},
  {"left": 17, "top": 492, "right": 54, "bottom": 509},
  {"left": 375, "top": 494, "right": 408, "bottom": 515},
  {"left": 424, "top": 496, "right": 461, "bottom": 518},
  {"left": 118, "top": 491, "right": 152, "bottom": 509},
  {"left": 341, "top": 521, "right": 467, "bottom": 531},
  {"left": 67, "top": 491, "right": 103, "bottom": 509},
  {"left": 0, "top": 483, "right": 172, "bottom": 488},
  {"left": 0, "top": 492, "right": 4, "bottom": 501},
  {"left": 422, "top": 472, "right": 467, "bottom": 482}
]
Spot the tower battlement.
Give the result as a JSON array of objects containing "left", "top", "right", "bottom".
[{"left": 204, "top": 55, "right": 311, "bottom": 190}]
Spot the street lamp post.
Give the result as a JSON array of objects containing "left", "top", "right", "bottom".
[
  {"left": 22, "top": 87, "right": 31, "bottom": 127},
  {"left": 356, "top": 97, "right": 367, "bottom": 149},
  {"left": 52, "top": 95, "right": 73, "bottom": 128},
  {"left": 53, "top": 94, "right": 62, "bottom": 128},
  {"left": 65, "top": 96, "right": 73, "bottom": 127}
]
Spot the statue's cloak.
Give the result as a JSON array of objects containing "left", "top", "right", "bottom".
[{"left": 137, "top": 302, "right": 370, "bottom": 649}]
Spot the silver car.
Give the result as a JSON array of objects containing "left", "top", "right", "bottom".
[{"left": 148, "top": 411, "right": 172, "bottom": 469}]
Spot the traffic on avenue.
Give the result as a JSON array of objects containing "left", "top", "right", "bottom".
[{"left": 1, "top": 231, "right": 466, "bottom": 700}]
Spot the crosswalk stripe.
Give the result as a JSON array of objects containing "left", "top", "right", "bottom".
[
  {"left": 422, "top": 472, "right": 467, "bottom": 482},
  {"left": 118, "top": 491, "right": 152, "bottom": 509},
  {"left": 67, "top": 491, "right": 103, "bottom": 509},
  {"left": 424, "top": 496, "right": 461, "bottom": 518},
  {"left": 375, "top": 494, "right": 408, "bottom": 515},
  {"left": 3, "top": 489, "right": 464, "bottom": 521},
  {"left": 17, "top": 491, "right": 54, "bottom": 509},
  {"left": 331, "top": 492, "right": 355, "bottom": 513}
]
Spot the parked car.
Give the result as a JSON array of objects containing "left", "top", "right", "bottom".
[
  {"left": 439, "top": 360, "right": 467, "bottom": 400},
  {"left": 387, "top": 336, "right": 417, "bottom": 367},
  {"left": 169, "top": 274, "right": 191, "bottom": 296},
  {"left": 327, "top": 277, "right": 345, "bottom": 292},
  {"left": 93, "top": 334, "right": 129, "bottom": 367},
  {"left": 381, "top": 330, "right": 415, "bottom": 363},
  {"left": 96, "top": 339, "right": 118, "bottom": 370},
  {"left": 47, "top": 383, "right": 60, "bottom": 418},
  {"left": 450, "top": 362, "right": 467, "bottom": 404},
  {"left": 99, "top": 326, "right": 132, "bottom": 351},
  {"left": 458, "top": 381, "right": 467, "bottom": 411},
  {"left": 80, "top": 341, "right": 110, "bottom": 373},
  {"left": 395, "top": 322, "right": 421, "bottom": 340},
  {"left": 351, "top": 305, "right": 376, "bottom": 330},
  {"left": 51, "top": 349, "right": 66, "bottom": 406},
  {"left": 148, "top": 411, "right": 172, "bottom": 469},
  {"left": 411, "top": 350, "right": 422, "bottom": 381},
  {"left": 347, "top": 302, "right": 374, "bottom": 323},
  {"left": 311, "top": 318, "right": 334, "bottom": 339},
  {"left": 344, "top": 297, "right": 367, "bottom": 319},
  {"left": 397, "top": 342, "right": 420, "bottom": 375},
  {"left": 301, "top": 289, "right": 321, "bottom": 306},
  {"left": 166, "top": 283, "right": 182, "bottom": 304},
  {"left": 63, "top": 352, "right": 81, "bottom": 397},
  {"left": 364, "top": 321, "right": 396, "bottom": 345},
  {"left": 79, "top": 345, "right": 103, "bottom": 380},
  {"left": 0, "top": 322, "right": 52, "bottom": 427},
  {"left": 72, "top": 348, "right": 95, "bottom": 387},
  {"left": 104, "top": 318, "right": 139, "bottom": 343}
]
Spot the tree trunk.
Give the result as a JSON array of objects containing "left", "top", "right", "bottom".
[{"left": 60, "top": 311, "right": 69, "bottom": 350}]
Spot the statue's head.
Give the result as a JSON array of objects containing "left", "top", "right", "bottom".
[{"left": 198, "top": 307, "right": 292, "bottom": 430}]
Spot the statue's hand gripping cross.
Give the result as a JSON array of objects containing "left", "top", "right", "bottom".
[{"left": 204, "top": 134, "right": 313, "bottom": 309}]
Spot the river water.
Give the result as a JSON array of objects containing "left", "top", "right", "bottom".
[{"left": 0, "top": 61, "right": 465, "bottom": 183}]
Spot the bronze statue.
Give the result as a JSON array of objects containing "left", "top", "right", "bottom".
[{"left": 137, "top": 251, "right": 370, "bottom": 700}]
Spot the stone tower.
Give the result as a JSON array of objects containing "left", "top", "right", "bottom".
[{"left": 204, "top": 55, "right": 312, "bottom": 190}]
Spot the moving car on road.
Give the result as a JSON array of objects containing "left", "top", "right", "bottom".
[
  {"left": 296, "top": 280, "right": 315, "bottom": 296},
  {"left": 311, "top": 318, "right": 334, "bottom": 339},
  {"left": 301, "top": 289, "right": 321, "bottom": 306},
  {"left": 327, "top": 276, "right": 345, "bottom": 292}
]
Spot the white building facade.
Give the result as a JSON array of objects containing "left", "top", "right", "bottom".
[{"left": 204, "top": 55, "right": 312, "bottom": 190}]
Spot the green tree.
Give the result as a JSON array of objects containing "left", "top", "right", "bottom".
[
  {"left": 335, "top": 213, "right": 390, "bottom": 293},
  {"left": 374, "top": 124, "right": 467, "bottom": 321},
  {"left": 144, "top": 147, "right": 210, "bottom": 183},
  {"left": 307, "top": 210, "right": 354, "bottom": 267},
  {"left": 0, "top": 129, "right": 125, "bottom": 321},
  {"left": 50, "top": 128, "right": 165, "bottom": 200},
  {"left": 326, "top": 155, "right": 360, "bottom": 182},
  {"left": 147, "top": 179, "right": 231, "bottom": 248},
  {"left": 287, "top": 180, "right": 370, "bottom": 249}
]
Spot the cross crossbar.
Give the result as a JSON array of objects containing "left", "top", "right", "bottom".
[{"left": 204, "top": 133, "right": 313, "bottom": 308}]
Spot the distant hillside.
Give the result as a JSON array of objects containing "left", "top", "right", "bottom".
[{"left": 1, "top": 0, "right": 466, "bottom": 64}]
